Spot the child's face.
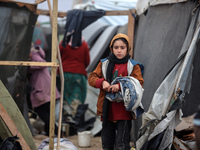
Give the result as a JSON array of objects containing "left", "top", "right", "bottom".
[{"left": 112, "top": 39, "right": 128, "bottom": 59}]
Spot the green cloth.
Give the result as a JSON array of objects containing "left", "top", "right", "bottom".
[{"left": 63, "top": 72, "right": 87, "bottom": 105}]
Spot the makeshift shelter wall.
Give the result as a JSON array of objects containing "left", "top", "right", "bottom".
[
  {"left": 132, "top": 1, "right": 197, "bottom": 141},
  {"left": 0, "top": 2, "right": 38, "bottom": 113}
]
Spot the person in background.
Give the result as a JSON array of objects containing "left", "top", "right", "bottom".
[
  {"left": 194, "top": 105, "right": 200, "bottom": 150},
  {"left": 59, "top": 37, "right": 90, "bottom": 118},
  {"left": 28, "top": 43, "right": 60, "bottom": 136},
  {"left": 88, "top": 33, "right": 144, "bottom": 150}
]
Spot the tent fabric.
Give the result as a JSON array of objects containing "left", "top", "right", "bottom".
[
  {"left": 136, "top": 7, "right": 200, "bottom": 149},
  {"left": 0, "top": 2, "right": 38, "bottom": 110},
  {"left": 82, "top": 20, "right": 108, "bottom": 48},
  {"left": 86, "top": 25, "right": 118, "bottom": 72},
  {"left": 0, "top": 2, "right": 38, "bottom": 140},
  {"left": 136, "top": 0, "right": 187, "bottom": 15},
  {"left": 131, "top": 0, "right": 198, "bottom": 143},
  {"left": 73, "top": 0, "right": 137, "bottom": 26}
]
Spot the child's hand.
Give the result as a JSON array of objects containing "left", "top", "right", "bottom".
[
  {"left": 108, "top": 84, "right": 119, "bottom": 93},
  {"left": 102, "top": 80, "right": 110, "bottom": 92}
]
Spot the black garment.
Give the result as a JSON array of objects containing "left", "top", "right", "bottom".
[
  {"left": 0, "top": 135, "right": 22, "bottom": 150},
  {"left": 62, "top": 9, "right": 105, "bottom": 48},
  {"left": 34, "top": 102, "right": 58, "bottom": 136},
  {"left": 101, "top": 120, "right": 132, "bottom": 150}
]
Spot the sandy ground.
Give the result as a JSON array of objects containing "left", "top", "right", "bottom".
[{"left": 33, "top": 134, "right": 103, "bottom": 150}]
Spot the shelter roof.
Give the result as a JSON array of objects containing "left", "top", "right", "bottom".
[
  {"left": 0, "top": 0, "right": 45, "bottom": 4},
  {"left": 0, "top": 0, "right": 46, "bottom": 12}
]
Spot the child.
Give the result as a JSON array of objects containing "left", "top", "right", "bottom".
[
  {"left": 88, "top": 33, "right": 144, "bottom": 150},
  {"left": 28, "top": 43, "right": 61, "bottom": 136}
]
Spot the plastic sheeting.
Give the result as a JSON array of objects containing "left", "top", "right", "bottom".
[
  {"left": 136, "top": 9, "right": 200, "bottom": 149},
  {"left": 136, "top": 0, "right": 187, "bottom": 15},
  {"left": 131, "top": 1, "right": 198, "bottom": 142},
  {"left": 0, "top": 2, "right": 38, "bottom": 111},
  {"left": 74, "top": 0, "right": 137, "bottom": 26},
  {"left": 85, "top": 25, "right": 118, "bottom": 72}
]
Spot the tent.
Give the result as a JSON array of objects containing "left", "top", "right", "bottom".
[
  {"left": 0, "top": 0, "right": 61, "bottom": 149},
  {"left": 132, "top": 0, "right": 200, "bottom": 149}
]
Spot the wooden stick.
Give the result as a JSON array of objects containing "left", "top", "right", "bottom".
[
  {"left": 36, "top": 9, "right": 129, "bottom": 18},
  {"left": 49, "top": 0, "right": 58, "bottom": 149},
  {"left": 105, "top": 10, "right": 129, "bottom": 16},
  {"left": 55, "top": 44, "right": 64, "bottom": 150},
  {"left": 0, "top": 61, "right": 58, "bottom": 67},
  {"left": 47, "top": 0, "right": 65, "bottom": 149},
  {"left": 127, "top": 9, "right": 136, "bottom": 59}
]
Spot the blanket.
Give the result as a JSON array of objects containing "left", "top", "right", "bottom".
[{"left": 106, "top": 76, "right": 144, "bottom": 119}]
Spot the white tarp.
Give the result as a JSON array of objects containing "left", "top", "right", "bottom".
[{"left": 73, "top": 0, "right": 137, "bottom": 25}]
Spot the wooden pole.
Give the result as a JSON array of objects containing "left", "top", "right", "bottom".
[
  {"left": 36, "top": 9, "right": 129, "bottom": 18},
  {"left": 49, "top": 0, "right": 58, "bottom": 149},
  {"left": 0, "top": 61, "right": 58, "bottom": 67},
  {"left": 127, "top": 9, "right": 136, "bottom": 59},
  {"left": 47, "top": 0, "right": 65, "bottom": 149}
]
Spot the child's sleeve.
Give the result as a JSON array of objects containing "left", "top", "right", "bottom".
[
  {"left": 88, "top": 61, "right": 105, "bottom": 89},
  {"left": 131, "top": 64, "right": 144, "bottom": 87}
]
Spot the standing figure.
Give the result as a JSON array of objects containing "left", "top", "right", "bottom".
[
  {"left": 59, "top": 37, "right": 90, "bottom": 117},
  {"left": 28, "top": 44, "right": 60, "bottom": 136},
  {"left": 88, "top": 33, "right": 144, "bottom": 150}
]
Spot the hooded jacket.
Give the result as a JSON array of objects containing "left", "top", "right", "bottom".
[{"left": 29, "top": 46, "right": 60, "bottom": 108}]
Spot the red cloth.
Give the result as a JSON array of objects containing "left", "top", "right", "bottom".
[
  {"left": 59, "top": 40, "right": 90, "bottom": 76},
  {"left": 98, "top": 63, "right": 132, "bottom": 121},
  {"left": 108, "top": 63, "right": 132, "bottom": 121}
]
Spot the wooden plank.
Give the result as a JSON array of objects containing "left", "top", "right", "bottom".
[
  {"left": 0, "top": 61, "right": 58, "bottom": 67},
  {"left": 0, "top": 117, "right": 12, "bottom": 140},
  {"left": 0, "top": 103, "right": 31, "bottom": 150},
  {"left": 0, "top": 81, "right": 37, "bottom": 150},
  {"left": 21, "top": 4, "right": 37, "bottom": 12},
  {"left": 105, "top": 10, "right": 129, "bottom": 16},
  {"left": 127, "top": 9, "right": 136, "bottom": 59},
  {"left": 36, "top": 9, "right": 129, "bottom": 18},
  {"left": 49, "top": 0, "right": 58, "bottom": 149},
  {"left": 36, "top": 9, "right": 66, "bottom": 18},
  {"left": 0, "top": 0, "right": 45, "bottom": 4}
]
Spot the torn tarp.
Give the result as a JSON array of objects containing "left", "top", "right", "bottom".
[{"left": 136, "top": 9, "right": 200, "bottom": 150}]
